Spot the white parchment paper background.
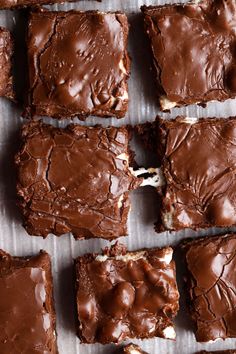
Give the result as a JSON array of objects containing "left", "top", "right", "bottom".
[{"left": 1, "top": 1, "right": 236, "bottom": 353}]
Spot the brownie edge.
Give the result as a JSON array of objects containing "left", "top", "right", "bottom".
[{"left": 0, "top": 27, "right": 14, "bottom": 100}]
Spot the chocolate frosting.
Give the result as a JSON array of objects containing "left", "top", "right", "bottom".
[
  {"left": 0, "top": 27, "right": 14, "bottom": 99},
  {"left": 15, "top": 120, "right": 141, "bottom": 240},
  {"left": 26, "top": 10, "right": 130, "bottom": 119},
  {"left": 142, "top": 0, "right": 236, "bottom": 109},
  {"left": 156, "top": 116, "right": 236, "bottom": 231},
  {"left": 0, "top": 0, "right": 71, "bottom": 9},
  {"left": 76, "top": 244, "right": 179, "bottom": 344},
  {"left": 0, "top": 250, "right": 57, "bottom": 353},
  {"left": 183, "top": 234, "right": 236, "bottom": 342}
]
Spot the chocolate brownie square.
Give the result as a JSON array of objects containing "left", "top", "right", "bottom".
[
  {"left": 25, "top": 10, "right": 130, "bottom": 120},
  {"left": 75, "top": 243, "right": 179, "bottom": 343},
  {"left": 153, "top": 116, "right": 236, "bottom": 232},
  {"left": 182, "top": 234, "right": 236, "bottom": 342},
  {"left": 0, "top": 249, "right": 57, "bottom": 353},
  {"left": 15, "top": 120, "right": 141, "bottom": 240},
  {"left": 0, "top": 27, "right": 14, "bottom": 99},
  {"left": 141, "top": 0, "right": 236, "bottom": 111}
]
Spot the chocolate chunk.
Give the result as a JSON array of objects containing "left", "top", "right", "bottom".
[
  {"left": 75, "top": 243, "right": 179, "bottom": 344},
  {"left": 121, "top": 343, "right": 148, "bottom": 353},
  {"left": 182, "top": 233, "right": 236, "bottom": 342},
  {"left": 25, "top": 10, "right": 130, "bottom": 120},
  {"left": 0, "top": 27, "right": 14, "bottom": 100},
  {"left": 141, "top": 0, "right": 236, "bottom": 111},
  {"left": 15, "top": 120, "right": 141, "bottom": 240},
  {"left": 0, "top": 249, "right": 57, "bottom": 353},
  {"left": 153, "top": 116, "right": 236, "bottom": 231}
]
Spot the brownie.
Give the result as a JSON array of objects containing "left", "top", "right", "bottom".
[
  {"left": 15, "top": 120, "right": 141, "bottom": 240},
  {"left": 121, "top": 343, "right": 148, "bottom": 353},
  {"left": 75, "top": 243, "right": 179, "bottom": 344},
  {"left": 152, "top": 116, "right": 236, "bottom": 232},
  {"left": 0, "top": 249, "right": 57, "bottom": 353},
  {"left": 0, "top": 27, "right": 14, "bottom": 100},
  {"left": 0, "top": 0, "right": 71, "bottom": 9},
  {"left": 141, "top": 0, "right": 236, "bottom": 111},
  {"left": 25, "top": 9, "right": 130, "bottom": 120},
  {"left": 182, "top": 233, "right": 236, "bottom": 342}
]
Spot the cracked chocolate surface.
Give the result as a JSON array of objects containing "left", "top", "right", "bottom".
[
  {"left": 0, "top": 27, "right": 14, "bottom": 99},
  {"left": 141, "top": 0, "right": 236, "bottom": 110},
  {"left": 15, "top": 120, "right": 140, "bottom": 240},
  {"left": 25, "top": 10, "right": 130, "bottom": 120},
  {"left": 182, "top": 234, "right": 236, "bottom": 342},
  {"left": 76, "top": 243, "right": 179, "bottom": 344},
  {"left": 0, "top": 249, "right": 57, "bottom": 353},
  {"left": 156, "top": 116, "right": 236, "bottom": 231}
]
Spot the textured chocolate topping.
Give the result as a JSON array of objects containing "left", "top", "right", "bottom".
[
  {"left": 25, "top": 10, "right": 130, "bottom": 120},
  {"left": 155, "top": 116, "right": 236, "bottom": 231},
  {"left": 0, "top": 0, "right": 71, "bottom": 9},
  {"left": 15, "top": 120, "right": 141, "bottom": 240},
  {"left": 0, "top": 249, "right": 57, "bottom": 353},
  {"left": 0, "top": 27, "right": 14, "bottom": 99},
  {"left": 141, "top": 0, "right": 236, "bottom": 110},
  {"left": 122, "top": 343, "right": 148, "bottom": 354},
  {"left": 76, "top": 243, "right": 179, "bottom": 344},
  {"left": 182, "top": 234, "right": 236, "bottom": 342}
]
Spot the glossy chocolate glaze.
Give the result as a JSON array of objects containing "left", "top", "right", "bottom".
[
  {"left": 25, "top": 10, "right": 130, "bottom": 120},
  {"left": 0, "top": 249, "right": 57, "bottom": 353},
  {"left": 76, "top": 244, "right": 179, "bottom": 344},
  {"left": 0, "top": 27, "right": 14, "bottom": 99},
  {"left": 0, "top": 0, "right": 72, "bottom": 9},
  {"left": 142, "top": 0, "right": 236, "bottom": 110},
  {"left": 183, "top": 234, "right": 236, "bottom": 342},
  {"left": 15, "top": 120, "right": 141, "bottom": 240},
  {"left": 156, "top": 116, "right": 236, "bottom": 231}
]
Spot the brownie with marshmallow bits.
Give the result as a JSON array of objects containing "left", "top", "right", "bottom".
[
  {"left": 15, "top": 120, "right": 141, "bottom": 240},
  {"left": 153, "top": 116, "right": 236, "bottom": 232},
  {"left": 25, "top": 9, "right": 130, "bottom": 120},
  {"left": 141, "top": 0, "right": 236, "bottom": 111},
  {"left": 75, "top": 243, "right": 179, "bottom": 344}
]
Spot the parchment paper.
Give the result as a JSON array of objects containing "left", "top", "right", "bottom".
[{"left": 1, "top": 1, "right": 236, "bottom": 353}]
